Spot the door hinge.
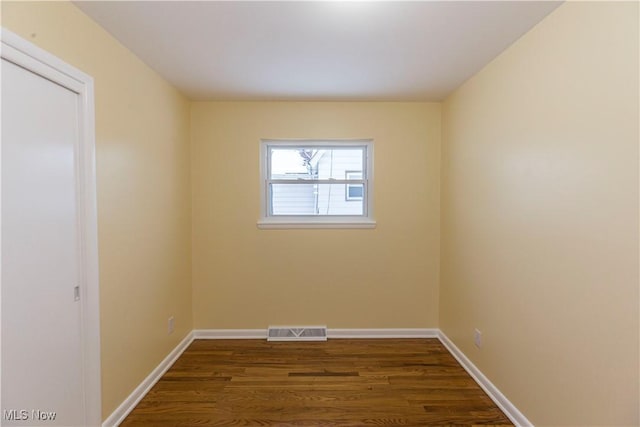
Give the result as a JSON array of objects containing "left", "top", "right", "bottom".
[{"left": 74, "top": 286, "right": 80, "bottom": 301}]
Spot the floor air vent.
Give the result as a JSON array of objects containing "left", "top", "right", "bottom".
[{"left": 267, "top": 326, "right": 327, "bottom": 342}]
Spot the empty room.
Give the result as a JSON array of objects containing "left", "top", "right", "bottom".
[{"left": 1, "top": 1, "right": 638, "bottom": 426}]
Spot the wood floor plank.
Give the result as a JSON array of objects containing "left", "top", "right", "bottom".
[{"left": 120, "top": 339, "right": 512, "bottom": 426}]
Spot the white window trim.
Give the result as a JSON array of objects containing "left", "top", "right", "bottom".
[{"left": 258, "top": 139, "right": 376, "bottom": 229}]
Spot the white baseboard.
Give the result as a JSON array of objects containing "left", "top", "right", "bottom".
[
  {"left": 193, "top": 328, "right": 267, "bottom": 339},
  {"left": 328, "top": 328, "right": 438, "bottom": 339},
  {"left": 437, "top": 331, "right": 533, "bottom": 427},
  {"left": 102, "top": 331, "right": 194, "bottom": 427},
  {"left": 103, "top": 329, "right": 530, "bottom": 427},
  {"left": 192, "top": 328, "right": 438, "bottom": 339}
]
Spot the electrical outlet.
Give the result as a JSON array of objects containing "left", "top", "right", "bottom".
[
  {"left": 168, "top": 316, "right": 175, "bottom": 335},
  {"left": 474, "top": 329, "right": 482, "bottom": 348}
]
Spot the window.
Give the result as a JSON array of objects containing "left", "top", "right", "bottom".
[
  {"left": 345, "top": 171, "right": 363, "bottom": 201},
  {"left": 258, "top": 139, "right": 375, "bottom": 229}
]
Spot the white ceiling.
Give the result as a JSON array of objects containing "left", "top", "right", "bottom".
[{"left": 74, "top": 1, "right": 561, "bottom": 101}]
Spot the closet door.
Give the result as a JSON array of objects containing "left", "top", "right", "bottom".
[{"left": 1, "top": 38, "right": 97, "bottom": 426}]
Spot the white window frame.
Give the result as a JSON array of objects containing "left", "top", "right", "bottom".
[{"left": 258, "top": 139, "right": 376, "bottom": 229}]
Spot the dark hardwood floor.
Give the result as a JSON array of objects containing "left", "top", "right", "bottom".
[{"left": 121, "top": 339, "right": 512, "bottom": 426}]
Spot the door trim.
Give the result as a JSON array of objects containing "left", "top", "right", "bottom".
[{"left": 1, "top": 28, "right": 102, "bottom": 426}]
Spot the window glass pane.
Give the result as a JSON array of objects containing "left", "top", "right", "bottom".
[
  {"left": 271, "top": 183, "right": 364, "bottom": 216},
  {"left": 270, "top": 147, "right": 364, "bottom": 180},
  {"left": 347, "top": 184, "right": 364, "bottom": 200},
  {"left": 345, "top": 171, "right": 362, "bottom": 180},
  {"left": 316, "top": 149, "right": 364, "bottom": 180},
  {"left": 270, "top": 148, "right": 316, "bottom": 179}
]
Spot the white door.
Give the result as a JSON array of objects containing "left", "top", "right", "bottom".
[{"left": 1, "top": 36, "right": 98, "bottom": 426}]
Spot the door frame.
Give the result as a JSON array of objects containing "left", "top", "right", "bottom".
[{"left": 1, "top": 28, "right": 102, "bottom": 426}]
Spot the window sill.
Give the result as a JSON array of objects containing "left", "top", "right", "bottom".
[{"left": 257, "top": 219, "right": 377, "bottom": 229}]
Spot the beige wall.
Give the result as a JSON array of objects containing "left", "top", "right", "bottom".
[
  {"left": 440, "top": 2, "right": 639, "bottom": 425},
  {"left": 191, "top": 102, "right": 440, "bottom": 329},
  {"left": 2, "top": 1, "right": 193, "bottom": 418}
]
